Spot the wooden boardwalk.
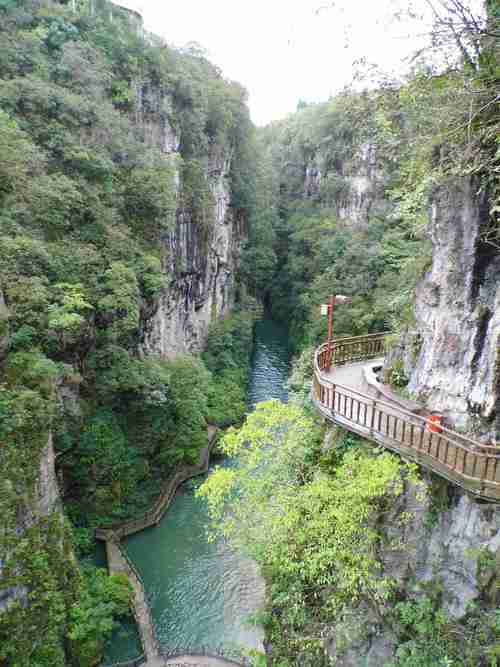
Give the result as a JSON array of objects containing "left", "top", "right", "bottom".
[
  {"left": 97, "top": 427, "right": 257, "bottom": 667},
  {"left": 313, "top": 334, "right": 500, "bottom": 502},
  {"left": 106, "top": 539, "right": 161, "bottom": 663},
  {"left": 96, "top": 425, "right": 218, "bottom": 542}
]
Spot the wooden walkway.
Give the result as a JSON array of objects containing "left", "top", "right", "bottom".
[
  {"left": 97, "top": 427, "right": 256, "bottom": 667},
  {"left": 96, "top": 425, "right": 218, "bottom": 542},
  {"left": 106, "top": 539, "right": 160, "bottom": 663},
  {"left": 313, "top": 333, "right": 500, "bottom": 502}
]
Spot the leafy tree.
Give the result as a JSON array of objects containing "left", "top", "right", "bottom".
[
  {"left": 76, "top": 410, "right": 139, "bottom": 515},
  {"left": 0, "top": 0, "right": 257, "bottom": 661},
  {"left": 198, "top": 402, "right": 411, "bottom": 663},
  {"left": 97, "top": 262, "right": 139, "bottom": 343},
  {"left": 68, "top": 566, "right": 132, "bottom": 666},
  {"left": 0, "top": 110, "right": 44, "bottom": 207}
]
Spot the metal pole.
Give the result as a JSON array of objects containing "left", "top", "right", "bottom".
[{"left": 327, "top": 294, "right": 335, "bottom": 369}]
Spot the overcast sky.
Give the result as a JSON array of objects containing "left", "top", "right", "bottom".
[{"left": 115, "top": 0, "right": 438, "bottom": 126}]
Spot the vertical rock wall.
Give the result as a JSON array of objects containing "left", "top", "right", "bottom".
[
  {"left": 132, "top": 83, "right": 244, "bottom": 357},
  {"left": 394, "top": 178, "right": 500, "bottom": 439},
  {"left": 324, "top": 471, "right": 500, "bottom": 667},
  {"left": 143, "top": 166, "right": 241, "bottom": 356},
  {"left": 304, "top": 141, "right": 390, "bottom": 225},
  {"left": 0, "top": 433, "right": 62, "bottom": 612}
]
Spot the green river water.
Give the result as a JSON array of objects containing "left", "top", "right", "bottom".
[{"left": 104, "top": 318, "right": 290, "bottom": 662}]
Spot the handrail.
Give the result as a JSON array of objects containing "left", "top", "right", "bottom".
[
  {"left": 314, "top": 339, "right": 495, "bottom": 453},
  {"left": 96, "top": 427, "right": 217, "bottom": 541},
  {"left": 313, "top": 335, "right": 500, "bottom": 501},
  {"left": 97, "top": 427, "right": 219, "bottom": 665}
]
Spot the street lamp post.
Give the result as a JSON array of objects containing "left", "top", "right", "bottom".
[{"left": 320, "top": 294, "right": 352, "bottom": 370}]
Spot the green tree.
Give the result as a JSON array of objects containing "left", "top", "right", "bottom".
[
  {"left": 76, "top": 410, "right": 139, "bottom": 516},
  {"left": 198, "top": 402, "right": 412, "bottom": 663},
  {"left": 68, "top": 567, "right": 132, "bottom": 666}
]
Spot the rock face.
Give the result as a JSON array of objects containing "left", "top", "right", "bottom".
[
  {"left": 327, "top": 179, "right": 500, "bottom": 666},
  {"left": 392, "top": 178, "right": 500, "bottom": 439},
  {"left": 0, "top": 288, "right": 8, "bottom": 360},
  {"left": 142, "top": 153, "right": 242, "bottom": 356},
  {"left": 326, "top": 473, "right": 500, "bottom": 665},
  {"left": 0, "top": 433, "right": 61, "bottom": 612},
  {"left": 132, "top": 83, "right": 244, "bottom": 357},
  {"left": 304, "top": 141, "right": 390, "bottom": 225}
]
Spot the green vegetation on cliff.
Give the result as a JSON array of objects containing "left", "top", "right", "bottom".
[
  {"left": 198, "top": 404, "right": 418, "bottom": 666},
  {"left": 1, "top": 0, "right": 499, "bottom": 664},
  {"left": 0, "top": 353, "right": 133, "bottom": 666},
  {"left": 222, "top": 2, "right": 500, "bottom": 664},
  {"left": 243, "top": 1, "right": 499, "bottom": 353},
  {"left": 0, "top": 0, "right": 256, "bottom": 663}
]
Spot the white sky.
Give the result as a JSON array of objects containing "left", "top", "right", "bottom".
[{"left": 115, "top": 0, "right": 438, "bottom": 126}]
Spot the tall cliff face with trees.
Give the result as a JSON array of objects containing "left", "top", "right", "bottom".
[
  {"left": 245, "top": 0, "right": 499, "bottom": 439},
  {"left": 217, "top": 1, "right": 500, "bottom": 665},
  {"left": 1, "top": 0, "right": 499, "bottom": 665},
  {"left": 0, "top": 1, "right": 255, "bottom": 664}
]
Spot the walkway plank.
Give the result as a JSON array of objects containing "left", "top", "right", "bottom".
[{"left": 106, "top": 540, "right": 160, "bottom": 662}]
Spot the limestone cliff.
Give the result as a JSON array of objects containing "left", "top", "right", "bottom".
[
  {"left": 0, "top": 434, "right": 61, "bottom": 612},
  {"left": 0, "top": 0, "right": 249, "bottom": 656},
  {"left": 389, "top": 177, "right": 500, "bottom": 441},
  {"left": 130, "top": 82, "right": 244, "bottom": 357},
  {"left": 326, "top": 177, "right": 500, "bottom": 666},
  {"left": 304, "top": 141, "right": 390, "bottom": 225},
  {"left": 325, "top": 472, "right": 500, "bottom": 666},
  {"left": 142, "top": 150, "right": 242, "bottom": 356}
]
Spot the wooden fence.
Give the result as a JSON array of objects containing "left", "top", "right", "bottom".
[
  {"left": 316, "top": 332, "right": 388, "bottom": 369},
  {"left": 102, "top": 655, "right": 145, "bottom": 667},
  {"left": 313, "top": 336, "right": 500, "bottom": 502},
  {"left": 159, "top": 646, "right": 253, "bottom": 665},
  {"left": 98, "top": 427, "right": 219, "bottom": 667},
  {"left": 96, "top": 427, "right": 217, "bottom": 541}
]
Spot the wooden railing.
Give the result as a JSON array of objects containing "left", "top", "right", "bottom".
[
  {"left": 95, "top": 427, "right": 217, "bottom": 541},
  {"left": 316, "top": 332, "right": 388, "bottom": 369},
  {"left": 313, "top": 335, "right": 500, "bottom": 502},
  {"left": 97, "top": 427, "right": 219, "bottom": 667},
  {"left": 102, "top": 654, "right": 145, "bottom": 667}
]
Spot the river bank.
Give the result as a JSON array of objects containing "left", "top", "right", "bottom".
[{"left": 105, "top": 319, "right": 290, "bottom": 662}]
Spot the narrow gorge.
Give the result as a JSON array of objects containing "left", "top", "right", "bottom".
[{"left": 0, "top": 1, "right": 499, "bottom": 666}]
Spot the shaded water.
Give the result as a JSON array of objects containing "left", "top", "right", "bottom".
[{"left": 120, "top": 319, "right": 290, "bottom": 654}]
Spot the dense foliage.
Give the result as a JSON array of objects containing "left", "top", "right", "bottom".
[
  {"left": 0, "top": 355, "right": 133, "bottom": 666},
  {"left": 0, "top": 0, "right": 256, "bottom": 663},
  {"left": 1, "top": 0, "right": 498, "bottom": 664},
  {"left": 203, "top": 309, "right": 257, "bottom": 426},
  {"left": 214, "top": 5, "right": 500, "bottom": 661},
  {"left": 243, "top": 1, "right": 498, "bottom": 352},
  {"left": 198, "top": 403, "right": 418, "bottom": 666},
  {"left": 200, "top": 400, "right": 500, "bottom": 667}
]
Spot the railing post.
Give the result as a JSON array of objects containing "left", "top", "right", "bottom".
[{"left": 370, "top": 400, "right": 376, "bottom": 435}]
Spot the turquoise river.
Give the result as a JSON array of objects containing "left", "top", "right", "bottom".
[{"left": 104, "top": 318, "right": 290, "bottom": 662}]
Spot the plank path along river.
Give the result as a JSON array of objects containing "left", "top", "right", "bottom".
[{"left": 107, "top": 319, "right": 290, "bottom": 660}]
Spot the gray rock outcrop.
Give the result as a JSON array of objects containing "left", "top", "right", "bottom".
[
  {"left": 392, "top": 177, "right": 500, "bottom": 439},
  {"left": 325, "top": 474, "right": 500, "bottom": 665}
]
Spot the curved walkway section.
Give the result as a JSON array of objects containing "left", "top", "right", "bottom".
[
  {"left": 96, "top": 426, "right": 218, "bottom": 542},
  {"left": 313, "top": 334, "right": 500, "bottom": 502},
  {"left": 97, "top": 426, "right": 255, "bottom": 667},
  {"left": 105, "top": 539, "right": 160, "bottom": 663}
]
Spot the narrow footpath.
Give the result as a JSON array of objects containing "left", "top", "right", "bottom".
[
  {"left": 98, "top": 426, "right": 254, "bottom": 667},
  {"left": 106, "top": 540, "right": 160, "bottom": 663},
  {"left": 314, "top": 335, "right": 500, "bottom": 501}
]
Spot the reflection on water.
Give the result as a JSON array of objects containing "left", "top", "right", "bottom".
[{"left": 119, "top": 319, "right": 290, "bottom": 654}]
